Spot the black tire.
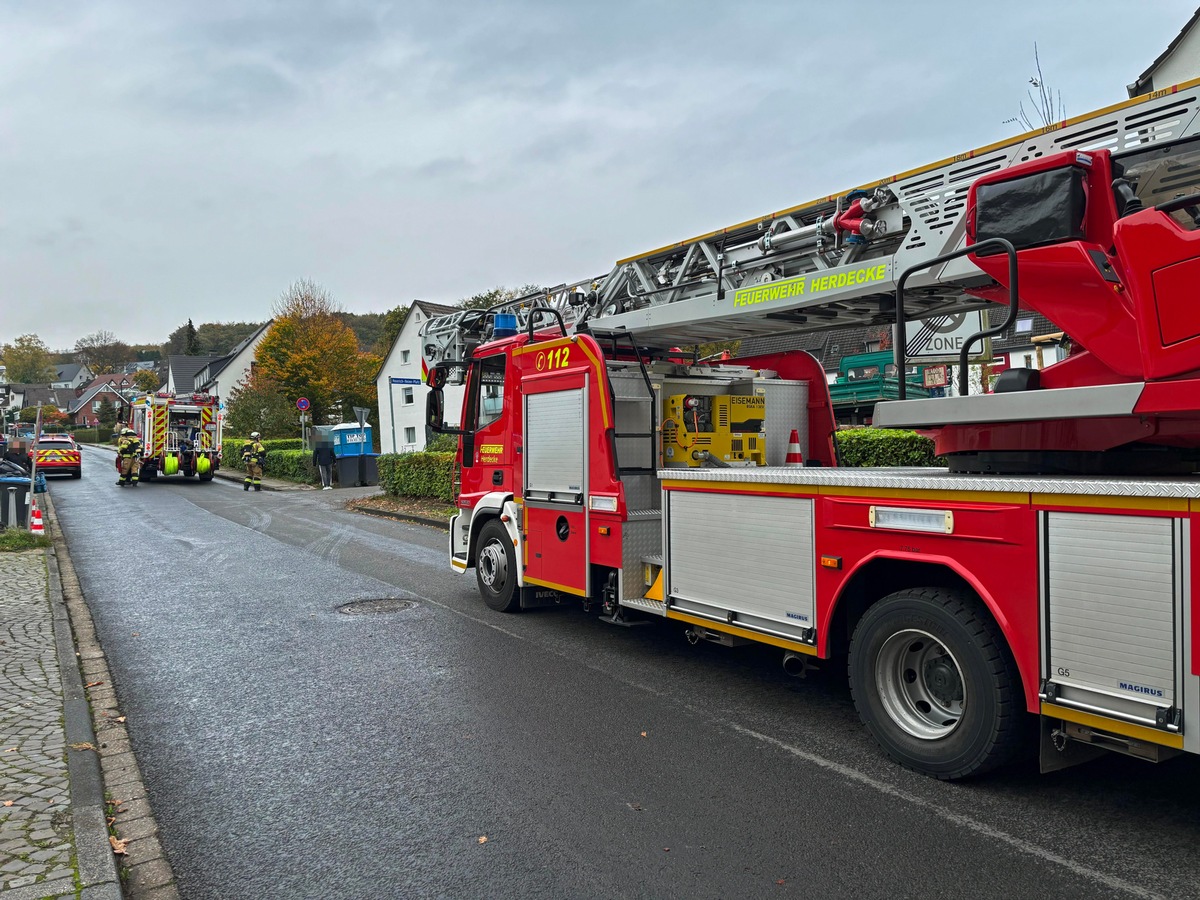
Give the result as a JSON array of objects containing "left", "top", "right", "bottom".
[
  {"left": 475, "top": 519, "right": 520, "bottom": 613},
  {"left": 848, "top": 588, "right": 1025, "bottom": 780},
  {"left": 198, "top": 472, "right": 214, "bottom": 482}
]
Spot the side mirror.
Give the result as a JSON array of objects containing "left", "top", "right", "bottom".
[{"left": 426, "top": 389, "right": 464, "bottom": 436}]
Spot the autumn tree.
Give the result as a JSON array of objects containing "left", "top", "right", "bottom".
[
  {"left": 132, "top": 369, "right": 161, "bottom": 392},
  {"left": 74, "top": 330, "right": 132, "bottom": 374},
  {"left": 254, "top": 280, "right": 381, "bottom": 425},
  {"left": 2, "top": 334, "right": 56, "bottom": 383},
  {"left": 19, "top": 405, "right": 66, "bottom": 425},
  {"left": 225, "top": 370, "right": 298, "bottom": 438}
]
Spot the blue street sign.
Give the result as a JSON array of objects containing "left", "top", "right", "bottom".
[{"left": 390, "top": 377, "right": 422, "bottom": 385}]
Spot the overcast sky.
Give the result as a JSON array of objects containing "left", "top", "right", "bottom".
[{"left": 2, "top": 1, "right": 1197, "bottom": 351}]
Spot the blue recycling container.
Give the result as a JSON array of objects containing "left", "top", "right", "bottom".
[{"left": 331, "top": 423, "right": 372, "bottom": 458}]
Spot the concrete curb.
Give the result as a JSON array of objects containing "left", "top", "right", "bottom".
[
  {"left": 44, "top": 492, "right": 181, "bottom": 899},
  {"left": 350, "top": 504, "right": 452, "bottom": 531}
]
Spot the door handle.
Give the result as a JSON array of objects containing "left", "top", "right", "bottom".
[{"left": 492, "top": 470, "right": 504, "bottom": 486}]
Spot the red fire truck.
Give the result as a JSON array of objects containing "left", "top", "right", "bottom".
[
  {"left": 124, "top": 391, "right": 223, "bottom": 482},
  {"left": 421, "top": 78, "right": 1200, "bottom": 780}
]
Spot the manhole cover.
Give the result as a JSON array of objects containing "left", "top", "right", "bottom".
[{"left": 336, "top": 598, "right": 416, "bottom": 615}]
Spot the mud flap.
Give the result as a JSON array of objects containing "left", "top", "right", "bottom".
[{"left": 520, "top": 586, "right": 564, "bottom": 609}]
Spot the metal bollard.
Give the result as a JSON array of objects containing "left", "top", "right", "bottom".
[{"left": 6, "top": 487, "right": 15, "bottom": 531}]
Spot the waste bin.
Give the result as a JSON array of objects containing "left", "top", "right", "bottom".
[
  {"left": 333, "top": 454, "right": 379, "bottom": 488},
  {"left": 0, "top": 477, "right": 31, "bottom": 529},
  {"left": 331, "top": 423, "right": 377, "bottom": 487}
]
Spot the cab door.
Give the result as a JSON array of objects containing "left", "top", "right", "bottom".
[
  {"left": 458, "top": 353, "right": 513, "bottom": 501},
  {"left": 522, "top": 370, "right": 589, "bottom": 596}
]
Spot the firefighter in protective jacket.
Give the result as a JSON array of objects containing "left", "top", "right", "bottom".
[
  {"left": 116, "top": 427, "right": 142, "bottom": 486},
  {"left": 242, "top": 432, "right": 266, "bottom": 492}
]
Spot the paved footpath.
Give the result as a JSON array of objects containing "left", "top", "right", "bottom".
[
  {"left": 0, "top": 550, "right": 78, "bottom": 896},
  {"left": 0, "top": 506, "right": 129, "bottom": 900}
]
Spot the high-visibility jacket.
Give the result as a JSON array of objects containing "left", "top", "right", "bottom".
[{"left": 242, "top": 440, "right": 265, "bottom": 463}]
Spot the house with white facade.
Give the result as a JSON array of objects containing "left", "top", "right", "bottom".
[
  {"left": 376, "top": 301, "right": 462, "bottom": 454},
  {"left": 1129, "top": 10, "right": 1200, "bottom": 97},
  {"left": 52, "top": 363, "right": 93, "bottom": 390},
  {"left": 195, "top": 322, "right": 272, "bottom": 401}
]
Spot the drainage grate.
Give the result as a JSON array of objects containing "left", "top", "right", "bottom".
[{"left": 336, "top": 598, "right": 416, "bottom": 615}]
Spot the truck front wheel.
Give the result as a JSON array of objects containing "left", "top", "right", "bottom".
[
  {"left": 476, "top": 519, "right": 520, "bottom": 613},
  {"left": 848, "top": 588, "right": 1024, "bottom": 780}
]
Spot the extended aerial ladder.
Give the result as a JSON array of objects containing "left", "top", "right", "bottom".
[{"left": 423, "top": 78, "right": 1200, "bottom": 376}]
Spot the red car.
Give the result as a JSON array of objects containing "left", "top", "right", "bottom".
[{"left": 32, "top": 436, "right": 82, "bottom": 478}]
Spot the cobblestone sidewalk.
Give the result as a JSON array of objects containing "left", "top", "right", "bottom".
[{"left": 0, "top": 550, "right": 76, "bottom": 896}]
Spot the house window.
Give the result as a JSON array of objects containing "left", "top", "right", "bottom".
[
  {"left": 92, "top": 401, "right": 101, "bottom": 412},
  {"left": 401, "top": 350, "right": 410, "bottom": 363},
  {"left": 404, "top": 427, "right": 416, "bottom": 443},
  {"left": 1015, "top": 318, "right": 1033, "bottom": 334},
  {"left": 403, "top": 387, "right": 414, "bottom": 405},
  {"left": 1024, "top": 354, "right": 1034, "bottom": 368}
]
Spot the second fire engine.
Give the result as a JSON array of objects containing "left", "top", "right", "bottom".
[{"left": 122, "top": 392, "right": 223, "bottom": 483}]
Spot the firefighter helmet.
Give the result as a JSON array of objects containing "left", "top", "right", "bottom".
[{"left": 250, "top": 432, "right": 261, "bottom": 439}]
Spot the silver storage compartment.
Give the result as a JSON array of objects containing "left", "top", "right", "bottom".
[
  {"left": 667, "top": 490, "right": 815, "bottom": 640},
  {"left": 525, "top": 387, "right": 585, "bottom": 501},
  {"left": 1044, "top": 511, "right": 1180, "bottom": 728}
]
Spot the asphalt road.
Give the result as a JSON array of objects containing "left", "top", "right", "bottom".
[{"left": 47, "top": 446, "right": 1200, "bottom": 900}]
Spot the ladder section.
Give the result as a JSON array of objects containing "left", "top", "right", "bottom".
[
  {"left": 417, "top": 80, "right": 1200, "bottom": 367},
  {"left": 582, "top": 83, "right": 1200, "bottom": 346},
  {"left": 420, "top": 277, "right": 602, "bottom": 369}
]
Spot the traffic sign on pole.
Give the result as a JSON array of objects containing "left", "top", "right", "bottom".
[{"left": 296, "top": 398, "right": 310, "bottom": 411}]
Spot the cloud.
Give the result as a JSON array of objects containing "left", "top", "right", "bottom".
[{"left": 0, "top": 0, "right": 1197, "bottom": 352}]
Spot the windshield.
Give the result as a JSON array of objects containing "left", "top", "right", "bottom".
[{"left": 1114, "top": 135, "right": 1200, "bottom": 228}]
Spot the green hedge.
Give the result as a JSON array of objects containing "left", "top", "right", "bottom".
[
  {"left": 222, "top": 438, "right": 306, "bottom": 473},
  {"left": 834, "top": 428, "right": 943, "bottom": 467},
  {"left": 378, "top": 452, "right": 455, "bottom": 502},
  {"left": 71, "top": 427, "right": 118, "bottom": 445},
  {"left": 371, "top": 431, "right": 939, "bottom": 503}
]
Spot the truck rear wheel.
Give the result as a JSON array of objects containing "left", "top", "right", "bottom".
[
  {"left": 848, "top": 588, "right": 1024, "bottom": 780},
  {"left": 476, "top": 519, "right": 520, "bottom": 613}
]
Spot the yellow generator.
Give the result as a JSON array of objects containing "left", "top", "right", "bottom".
[{"left": 663, "top": 394, "right": 766, "bottom": 467}]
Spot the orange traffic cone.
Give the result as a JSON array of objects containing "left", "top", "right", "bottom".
[
  {"left": 29, "top": 504, "right": 45, "bottom": 536},
  {"left": 784, "top": 429, "right": 805, "bottom": 467}
]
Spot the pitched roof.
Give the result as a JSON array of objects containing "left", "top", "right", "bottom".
[
  {"left": 196, "top": 321, "right": 272, "bottom": 389},
  {"left": 55, "top": 363, "right": 87, "bottom": 382},
  {"left": 413, "top": 300, "right": 459, "bottom": 318},
  {"left": 69, "top": 382, "right": 133, "bottom": 414},
  {"left": 1128, "top": 9, "right": 1200, "bottom": 96},
  {"left": 7, "top": 385, "right": 76, "bottom": 410},
  {"left": 168, "top": 355, "right": 223, "bottom": 392}
]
